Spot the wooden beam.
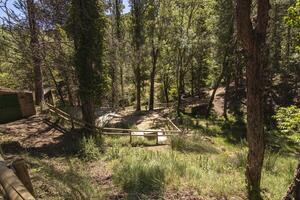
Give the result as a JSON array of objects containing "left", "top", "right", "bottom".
[
  {"left": 12, "top": 159, "right": 35, "bottom": 197},
  {"left": 0, "top": 155, "right": 35, "bottom": 200}
]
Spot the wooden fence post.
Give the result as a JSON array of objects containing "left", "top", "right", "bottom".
[
  {"left": 156, "top": 132, "right": 159, "bottom": 145},
  {"left": 71, "top": 118, "right": 74, "bottom": 129},
  {"left": 129, "top": 131, "right": 132, "bottom": 144},
  {"left": 0, "top": 156, "right": 35, "bottom": 200},
  {"left": 12, "top": 159, "right": 35, "bottom": 197}
]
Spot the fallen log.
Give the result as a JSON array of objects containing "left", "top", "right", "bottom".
[{"left": 0, "top": 155, "right": 35, "bottom": 200}]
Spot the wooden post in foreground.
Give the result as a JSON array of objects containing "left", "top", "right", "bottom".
[
  {"left": 129, "top": 131, "right": 132, "bottom": 144},
  {"left": 12, "top": 159, "right": 35, "bottom": 197},
  {"left": 0, "top": 156, "right": 35, "bottom": 200}
]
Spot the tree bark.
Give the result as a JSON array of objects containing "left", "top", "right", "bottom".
[
  {"left": 135, "top": 57, "right": 142, "bottom": 111},
  {"left": 163, "top": 74, "right": 169, "bottom": 104},
  {"left": 27, "top": 0, "right": 44, "bottom": 105},
  {"left": 236, "top": 0, "right": 270, "bottom": 199},
  {"left": 223, "top": 73, "right": 231, "bottom": 121},
  {"left": 149, "top": 48, "right": 159, "bottom": 111},
  {"left": 131, "top": 0, "right": 144, "bottom": 112}
]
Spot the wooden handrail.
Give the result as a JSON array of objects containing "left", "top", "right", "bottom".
[
  {"left": 46, "top": 103, "right": 181, "bottom": 143},
  {"left": 166, "top": 117, "right": 182, "bottom": 132}
]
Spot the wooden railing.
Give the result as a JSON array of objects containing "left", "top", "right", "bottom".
[
  {"left": 45, "top": 103, "right": 182, "bottom": 144},
  {"left": 0, "top": 155, "right": 35, "bottom": 200}
]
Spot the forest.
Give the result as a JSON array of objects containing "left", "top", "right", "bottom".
[{"left": 0, "top": 0, "right": 299, "bottom": 199}]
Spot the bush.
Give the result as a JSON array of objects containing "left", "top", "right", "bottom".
[
  {"left": 274, "top": 106, "right": 300, "bottom": 134},
  {"left": 79, "top": 135, "right": 104, "bottom": 161}
]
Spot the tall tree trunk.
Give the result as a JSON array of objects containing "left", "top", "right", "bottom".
[
  {"left": 115, "top": 0, "right": 124, "bottom": 103},
  {"left": 136, "top": 63, "right": 141, "bottom": 111},
  {"left": 177, "top": 68, "right": 183, "bottom": 115},
  {"left": 131, "top": 0, "right": 144, "bottom": 112},
  {"left": 163, "top": 74, "right": 169, "bottom": 104},
  {"left": 236, "top": 0, "right": 270, "bottom": 199},
  {"left": 191, "top": 65, "right": 195, "bottom": 96},
  {"left": 120, "top": 63, "right": 124, "bottom": 102},
  {"left": 70, "top": 0, "right": 105, "bottom": 134},
  {"left": 149, "top": 48, "right": 159, "bottom": 111},
  {"left": 223, "top": 73, "right": 231, "bottom": 121},
  {"left": 111, "top": 58, "right": 118, "bottom": 108},
  {"left": 27, "top": 0, "right": 44, "bottom": 105}
]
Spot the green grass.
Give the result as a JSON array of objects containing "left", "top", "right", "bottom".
[
  {"left": 110, "top": 145, "right": 296, "bottom": 199},
  {"left": 3, "top": 113, "right": 297, "bottom": 199},
  {"left": 28, "top": 156, "right": 104, "bottom": 200},
  {"left": 170, "top": 135, "right": 219, "bottom": 153},
  {"left": 109, "top": 114, "right": 298, "bottom": 199}
]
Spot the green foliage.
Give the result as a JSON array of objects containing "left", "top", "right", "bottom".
[
  {"left": 274, "top": 106, "right": 300, "bottom": 134},
  {"left": 79, "top": 136, "right": 104, "bottom": 161},
  {"left": 285, "top": 0, "right": 300, "bottom": 51},
  {"left": 105, "top": 143, "right": 121, "bottom": 161},
  {"left": 68, "top": 0, "right": 108, "bottom": 101}
]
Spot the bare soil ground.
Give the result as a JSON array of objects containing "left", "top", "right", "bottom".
[{"left": 108, "top": 108, "right": 171, "bottom": 130}]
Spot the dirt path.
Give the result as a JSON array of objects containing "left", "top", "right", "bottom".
[
  {"left": 108, "top": 108, "right": 170, "bottom": 130},
  {"left": 0, "top": 116, "right": 64, "bottom": 149}
]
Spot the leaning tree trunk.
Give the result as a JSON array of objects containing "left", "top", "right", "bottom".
[
  {"left": 27, "top": 0, "right": 44, "bottom": 105},
  {"left": 236, "top": 0, "right": 270, "bottom": 199},
  {"left": 206, "top": 60, "right": 225, "bottom": 118},
  {"left": 282, "top": 161, "right": 300, "bottom": 200}
]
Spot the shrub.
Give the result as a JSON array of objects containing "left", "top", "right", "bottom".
[
  {"left": 274, "top": 106, "right": 300, "bottom": 134},
  {"left": 79, "top": 135, "right": 104, "bottom": 161}
]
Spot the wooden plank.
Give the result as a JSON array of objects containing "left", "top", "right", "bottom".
[
  {"left": 102, "top": 132, "right": 130, "bottom": 136},
  {"left": 12, "top": 159, "right": 35, "bottom": 197},
  {"left": 102, "top": 127, "right": 181, "bottom": 133},
  {"left": 167, "top": 117, "right": 182, "bottom": 132},
  {"left": 0, "top": 155, "right": 35, "bottom": 200}
]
